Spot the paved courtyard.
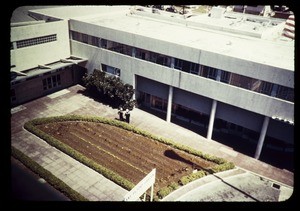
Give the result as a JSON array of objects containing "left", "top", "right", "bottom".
[{"left": 10, "top": 84, "right": 294, "bottom": 201}]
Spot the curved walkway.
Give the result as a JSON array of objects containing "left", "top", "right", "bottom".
[
  {"left": 10, "top": 85, "right": 294, "bottom": 201},
  {"left": 162, "top": 168, "right": 292, "bottom": 201}
]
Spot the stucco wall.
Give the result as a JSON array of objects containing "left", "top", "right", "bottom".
[{"left": 11, "top": 20, "right": 70, "bottom": 72}]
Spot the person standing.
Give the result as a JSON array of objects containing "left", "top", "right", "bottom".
[
  {"left": 125, "top": 109, "right": 130, "bottom": 123},
  {"left": 118, "top": 107, "right": 124, "bottom": 121}
]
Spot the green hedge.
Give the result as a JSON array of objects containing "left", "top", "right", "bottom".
[
  {"left": 11, "top": 147, "right": 88, "bottom": 201},
  {"left": 24, "top": 114, "right": 235, "bottom": 200},
  {"left": 157, "top": 182, "right": 180, "bottom": 199}
]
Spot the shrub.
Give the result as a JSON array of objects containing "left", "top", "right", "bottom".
[
  {"left": 157, "top": 182, "right": 179, "bottom": 199},
  {"left": 178, "top": 170, "right": 207, "bottom": 186},
  {"left": 210, "top": 162, "right": 235, "bottom": 173},
  {"left": 82, "top": 69, "right": 136, "bottom": 110}
]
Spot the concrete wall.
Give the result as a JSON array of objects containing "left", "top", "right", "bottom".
[
  {"left": 173, "top": 88, "right": 212, "bottom": 114},
  {"left": 11, "top": 20, "right": 70, "bottom": 72},
  {"left": 136, "top": 76, "right": 169, "bottom": 99},
  {"left": 11, "top": 67, "right": 74, "bottom": 106},
  {"left": 12, "top": 78, "right": 44, "bottom": 105},
  {"left": 216, "top": 102, "right": 264, "bottom": 132},
  {"left": 71, "top": 41, "right": 294, "bottom": 122}
]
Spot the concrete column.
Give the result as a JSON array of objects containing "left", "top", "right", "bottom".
[
  {"left": 132, "top": 47, "right": 136, "bottom": 57},
  {"left": 207, "top": 99, "right": 217, "bottom": 140},
  {"left": 206, "top": 70, "right": 221, "bottom": 140},
  {"left": 166, "top": 86, "right": 173, "bottom": 122},
  {"left": 254, "top": 116, "right": 270, "bottom": 159},
  {"left": 132, "top": 74, "right": 136, "bottom": 100}
]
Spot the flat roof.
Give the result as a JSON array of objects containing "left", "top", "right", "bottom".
[
  {"left": 11, "top": 6, "right": 62, "bottom": 23},
  {"left": 28, "top": 5, "right": 130, "bottom": 20},
  {"left": 11, "top": 56, "right": 87, "bottom": 83},
  {"left": 29, "top": 6, "right": 294, "bottom": 71}
]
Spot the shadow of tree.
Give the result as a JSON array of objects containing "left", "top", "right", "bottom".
[
  {"left": 164, "top": 149, "right": 213, "bottom": 173},
  {"left": 77, "top": 88, "right": 119, "bottom": 109}
]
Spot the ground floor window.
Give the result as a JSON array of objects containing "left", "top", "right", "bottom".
[
  {"left": 151, "top": 96, "right": 168, "bottom": 111},
  {"left": 138, "top": 91, "right": 167, "bottom": 111},
  {"left": 172, "top": 104, "right": 209, "bottom": 125},
  {"left": 43, "top": 74, "right": 61, "bottom": 91}
]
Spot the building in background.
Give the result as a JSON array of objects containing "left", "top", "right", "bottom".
[{"left": 11, "top": 5, "right": 294, "bottom": 170}]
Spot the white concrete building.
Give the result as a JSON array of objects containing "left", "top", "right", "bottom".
[{"left": 11, "top": 6, "right": 294, "bottom": 169}]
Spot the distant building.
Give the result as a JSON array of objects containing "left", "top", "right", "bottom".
[
  {"left": 233, "top": 5, "right": 293, "bottom": 19},
  {"left": 11, "top": 6, "right": 294, "bottom": 166},
  {"left": 282, "top": 15, "right": 295, "bottom": 39}
]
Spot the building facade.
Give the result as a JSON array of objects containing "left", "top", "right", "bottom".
[
  {"left": 10, "top": 17, "right": 87, "bottom": 106},
  {"left": 12, "top": 6, "right": 294, "bottom": 169}
]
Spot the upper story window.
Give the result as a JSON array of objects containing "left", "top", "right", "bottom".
[
  {"left": 151, "top": 53, "right": 171, "bottom": 67},
  {"left": 202, "top": 66, "right": 218, "bottom": 80},
  {"left": 260, "top": 81, "right": 273, "bottom": 95},
  {"left": 276, "top": 85, "right": 294, "bottom": 102},
  {"left": 190, "top": 63, "right": 199, "bottom": 75},
  {"left": 157, "top": 55, "right": 170, "bottom": 67},
  {"left": 71, "top": 31, "right": 80, "bottom": 41},
  {"left": 101, "top": 39, "right": 107, "bottom": 49},
  {"left": 174, "top": 58, "right": 183, "bottom": 70},
  {"left": 220, "top": 71, "right": 230, "bottom": 83},
  {"left": 136, "top": 48, "right": 147, "bottom": 60},
  {"left": 16, "top": 34, "right": 57, "bottom": 49},
  {"left": 82, "top": 34, "right": 88, "bottom": 44},
  {"left": 101, "top": 64, "right": 121, "bottom": 77}
]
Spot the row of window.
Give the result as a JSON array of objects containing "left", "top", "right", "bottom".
[
  {"left": 11, "top": 73, "right": 62, "bottom": 104},
  {"left": 70, "top": 30, "right": 294, "bottom": 102},
  {"left": 13, "top": 34, "right": 57, "bottom": 49}
]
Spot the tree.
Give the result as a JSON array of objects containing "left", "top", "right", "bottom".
[{"left": 82, "top": 69, "right": 136, "bottom": 110}]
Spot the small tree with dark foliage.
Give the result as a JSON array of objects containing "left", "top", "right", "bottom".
[{"left": 82, "top": 69, "right": 136, "bottom": 110}]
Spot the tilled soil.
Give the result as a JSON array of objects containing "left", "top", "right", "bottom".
[{"left": 36, "top": 121, "right": 216, "bottom": 196}]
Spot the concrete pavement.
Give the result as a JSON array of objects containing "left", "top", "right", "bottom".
[
  {"left": 162, "top": 167, "right": 293, "bottom": 202},
  {"left": 10, "top": 84, "right": 294, "bottom": 201}
]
